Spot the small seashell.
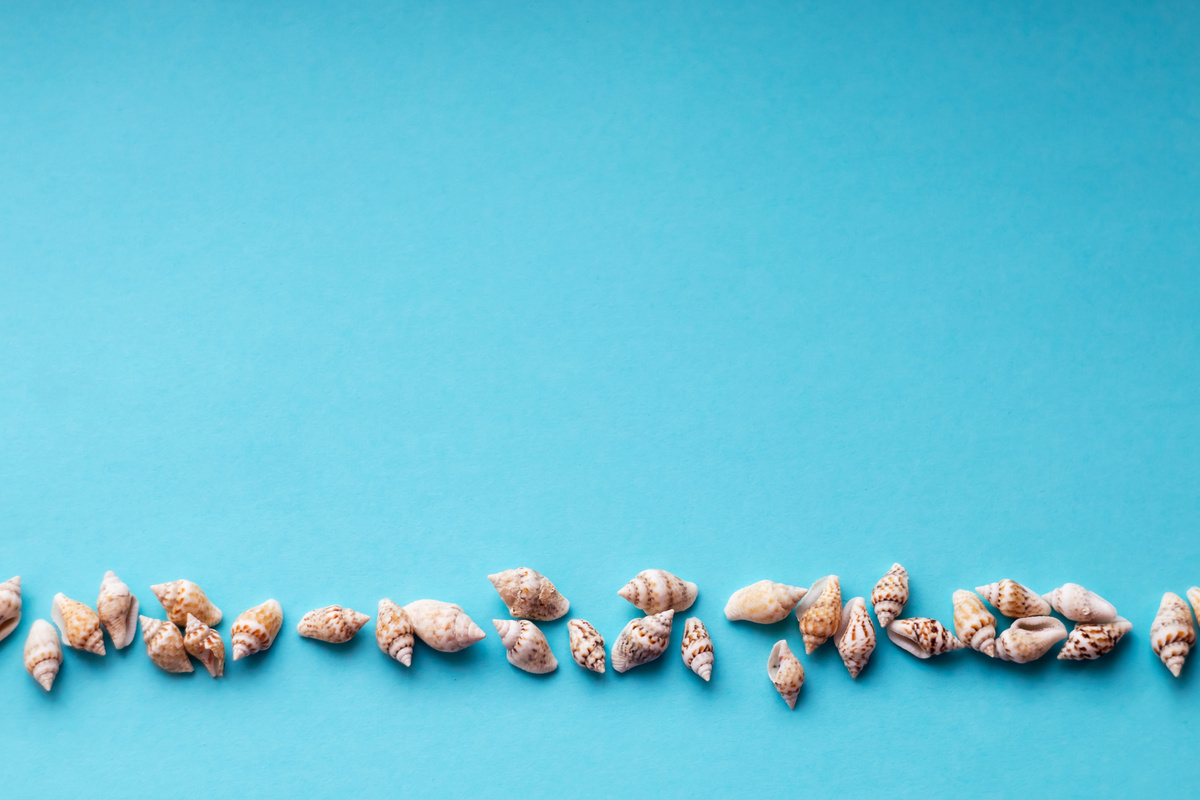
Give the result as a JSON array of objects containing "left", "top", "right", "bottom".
[
  {"left": 567, "top": 619, "right": 606, "bottom": 673},
  {"left": 723, "top": 580, "right": 807, "bottom": 624},
  {"left": 611, "top": 609, "right": 674, "bottom": 673},
  {"left": 0, "top": 576, "right": 21, "bottom": 643},
  {"left": 24, "top": 619, "right": 62, "bottom": 691},
  {"left": 376, "top": 599, "right": 415, "bottom": 666},
  {"left": 1151, "top": 592, "right": 1195, "bottom": 678},
  {"left": 297, "top": 605, "right": 370, "bottom": 644},
  {"left": 1058, "top": 617, "right": 1132, "bottom": 661},
  {"left": 835, "top": 597, "right": 876, "bottom": 678},
  {"left": 1186, "top": 587, "right": 1200, "bottom": 627},
  {"left": 184, "top": 614, "right": 224, "bottom": 678},
  {"left": 139, "top": 616, "right": 193, "bottom": 673},
  {"left": 51, "top": 593, "right": 106, "bottom": 655},
  {"left": 975, "top": 579, "right": 1051, "bottom": 618},
  {"left": 1042, "top": 583, "right": 1118, "bottom": 624},
  {"left": 617, "top": 569, "right": 697, "bottom": 615},
  {"left": 795, "top": 575, "right": 841, "bottom": 654},
  {"left": 887, "top": 618, "right": 965, "bottom": 658},
  {"left": 231, "top": 600, "right": 283, "bottom": 661},
  {"left": 403, "top": 600, "right": 486, "bottom": 653},
  {"left": 767, "top": 640, "right": 804, "bottom": 709},
  {"left": 150, "top": 580, "right": 222, "bottom": 628},
  {"left": 493, "top": 619, "right": 558, "bottom": 674},
  {"left": 952, "top": 589, "right": 997, "bottom": 657},
  {"left": 487, "top": 568, "right": 570, "bottom": 621},
  {"left": 97, "top": 571, "right": 139, "bottom": 650},
  {"left": 870, "top": 563, "right": 909, "bottom": 628},
  {"left": 681, "top": 617, "right": 714, "bottom": 681},
  {"left": 994, "top": 616, "right": 1068, "bottom": 663}
]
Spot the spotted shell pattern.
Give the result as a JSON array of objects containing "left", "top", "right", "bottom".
[
  {"left": 975, "top": 580, "right": 1051, "bottom": 619},
  {"left": 0, "top": 576, "right": 21, "bottom": 644},
  {"left": 151, "top": 580, "right": 223, "bottom": 628},
  {"left": 1151, "top": 592, "right": 1195, "bottom": 678},
  {"left": 404, "top": 600, "right": 486, "bottom": 653},
  {"left": 567, "top": 619, "right": 606, "bottom": 673},
  {"left": 297, "top": 605, "right": 370, "bottom": 644},
  {"left": 139, "top": 616, "right": 193, "bottom": 673},
  {"left": 617, "top": 570, "right": 698, "bottom": 615},
  {"left": 681, "top": 617, "right": 714, "bottom": 681},
  {"left": 871, "top": 563, "right": 909, "bottom": 628},
  {"left": 796, "top": 575, "right": 841, "bottom": 654},
  {"left": 231, "top": 599, "right": 283, "bottom": 661},
  {"left": 886, "top": 618, "right": 964, "bottom": 658},
  {"left": 611, "top": 609, "right": 674, "bottom": 673},
  {"left": 835, "top": 597, "right": 876, "bottom": 679},
  {"left": 767, "top": 640, "right": 804, "bottom": 709},
  {"left": 24, "top": 619, "right": 62, "bottom": 691},
  {"left": 1058, "top": 618, "right": 1132, "bottom": 661},
  {"left": 723, "top": 581, "right": 807, "bottom": 624},
  {"left": 97, "top": 571, "right": 139, "bottom": 650},
  {"left": 494, "top": 619, "right": 558, "bottom": 674},
  {"left": 953, "top": 589, "right": 997, "bottom": 657},
  {"left": 376, "top": 599, "right": 415, "bottom": 666},
  {"left": 184, "top": 614, "right": 225, "bottom": 678},
  {"left": 52, "top": 593, "right": 105, "bottom": 655},
  {"left": 994, "top": 616, "right": 1068, "bottom": 663},
  {"left": 488, "top": 568, "right": 570, "bottom": 621}
]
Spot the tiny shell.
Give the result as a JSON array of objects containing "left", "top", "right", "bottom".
[
  {"left": 975, "top": 580, "right": 1051, "bottom": 618},
  {"left": 51, "top": 593, "right": 105, "bottom": 655},
  {"left": 567, "top": 619, "right": 606, "bottom": 673},
  {"left": 97, "top": 571, "right": 139, "bottom": 650},
  {"left": 994, "top": 616, "right": 1068, "bottom": 663},
  {"left": 870, "top": 563, "right": 909, "bottom": 628},
  {"left": 1058, "top": 618, "right": 1132, "bottom": 661},
  {"left": 952, "top": 589, "right": 997, "bottom": 657},
  {"left": 0, "top": 576, "right": 21, "bottom": 643},
  {"left": 487, "top": 568, "right": 570, "bottom": 621},
  {"left": 376, "top": 599, "right": 415, "bottom": 666},
  {"left": 151, "top": 580, "right": 222, "bottom": 628},
  {"left": 1151, "top": 592, "right": 1195, "bottom": 678},
  {"left": 886, "top": 618, "right": 964, "bottom": 658},
  {"left": 795, "top": 575, "right": 841, "bottom": 654},
  {"left": 617, "top": 569, "right": 697, "bottom": 615},
  {"left": 835, "top": 597, "right": 876, "bottom": 679},
  {"left": 1187, "top": 587, "right": 1200, "bottom": 627},
  {"left": 723, "top": 580, "right": 807, "bottom": 624},
  {"left": 494, "top": 619, "right": 558, "bottom": 674},
  {"left": 681, "top": 617, "right": 714, "bottom": 681},
  {"left": 403, "top": 600, "right": 486, "bottom": 653},
  {"left": 24, "top": 619, "right": 62, "bottom": 691},
  {"left": 767, "top": 640, "right": 804, "bottom": 709},
  {"left": 231, "top": 599, "right": 284, "bottom": 661},
  {"left": 611, "top": 609, "right": 674, "bottom": 673},
  {"left": 297, "top": 605, "right": 370, "bottom": 644},
  {"left": 139, "top": 616, "right": 193, "bottom": 673},
  {"left": 1042, "top": 583, "right": 1118, "bottom": 624},
  {"left": 184, "top": 614, "right": 224, "bottom": 678}
]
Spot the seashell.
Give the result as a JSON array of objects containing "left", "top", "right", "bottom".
[
  {"left": 24, "top": 619, "right": 62, "bottom": 691},
  {"left": 297, "top": 605, "right": 370, "bottom": 644},
  {"left": 184, "top": 614, "right": 224, "bottom": 678},
  {"left": 767, "top": 640, "right": 804, "bottom": 709},
  {"left": 151, "top": 580, "right": 222, "bottom": 628},
  {"left": 835, "top": 597, "right": 876, "bottom": 678},
  {"left": 681, "top": 617, "right": 714, "bottom": 681},
  {"left": 870, "top": 563, "right": 909, "bottom": 628},
  {"left": 138, "top": 616, "right": 193, "bottom": 673},
  {"left": 231, "top": 600, "right": 283, "bottom": 661},
  {"left": 403, "top": 600, "right": 486, "bottom": 653},
  {"left": 887, "top": 618, "right": 965, "bottom": 658},
  {"left": 617, "top": 569, "right": 697, "bottom": 615},
  {"left": 487, "top": 568, "right": 570, "bottom": 621},
  {"left": 97, "top": 571, "right": 139, "bottom": 649},
  {"left": 975, "top": 579, "right": 1051, "bottom": 618},
  {"left": 1151, "top": 592, "right": 1195, "bottom": 678},
  {"left": 1186, "top": 587, "right": 1200, "bottom": 627},
  {"left": 723, "top": 580, "right": 807, "bottom": 624},
  {"left": 1042, "top": 583, "right": 1118, "bottom": 624},
  {"left": 51, "top": 593, "right": 106, "bottom": 655},
  {"left": 952, "top": 589, "right": 997, "bottom": 657},
  {"left": 0, "top": 576, "right": 21, "bottom": 643},
  {"left": 1058, "top": 617, "right": 1132, "bottom": 661},
  {"left": 493, "top": 619, "right": 558, "bottom": 674},
  {"left": 567, "top": 619, "right": 606, "bottom": 673},
  {"left": 611, "top": 609, "right": 674, "bottom": 673},
  {"left": 795, "top": 575, "right": 841, "bottom": 654},
  {"left": 994, "top": 616, "right": 1068, "bottom": 663},
  {"left": 376, "top": 599, "right": 415, "bottom": 666}
]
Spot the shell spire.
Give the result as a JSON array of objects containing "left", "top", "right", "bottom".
[
  {"left": 681, "top": 617, "right": 714, "bottom": 681},
  {"left": 51, "top": 593, "right": 106, "bottom": 655},
  {"left": 953, "top": 589, "right": 997, "bottom": 657},
  {"left": 487, "top": 568, "right": 570, "bottom": 621},
  {"left": 139, "top": 616, "right": 194, "bottom": 673},
  {"left": 403, "top": 600, "right": 486, "bottom": 653},
  {"left": 994, "top": 616, "right": 1068, "bottom": 663},
  {"left": 24, "top": 619, "right": 62, "bottom": 691},
  {"left": 184, "top": 614, "right": 225, "bottom": 678},
  {"left": 835, "top": 597, "right": 876, "bottom": 679},
  {"left": 0, "top": 576, "right": 21, "bottom": 643},
  {"left": 1058, "top": 618, "right": 1132, "bottom": 661},
  {"left": 617, "top": 570, "right": 697, "bottom": 615},
  {"left": 870, "top": 564, "right": 909, "bottom": 628},
  {"left": 567, "top": 619, "right": 606, "bottom": 673},
  {"left": 376, "top": 599, "right": 415, "bottom": 666},
  {"left": 150, "top": 580, "right": 222, "bottom": 628},
  {"left": 493, "top": 619, "right": 558, "bottom": 674},
  {"left": 795, "top": 575, "right": 841, "bottom": 654},
  {"left": 1151, "top": 592, "right": 1195, "bottom": 678},
  {"left": 975, "top": 580, "right": 1051, "bottom": 618},
  {"left": 231, "top": 599, "right": 283, "bottom": 661},
  {"left": 297, "top": 605, "right": 370, "bottom": 644},
  {"left": 1042, "top": 583, "right": 1118, "bottom": 624},
  {"left": 724, "top": 580, "right": 807, "bottom": 624},
  {"left": 97, "top": 571, "right": 139, "bottom": 650},
  {"left": 767, "top": 640, "right": 804, "bottom": 709},
  {"left": 611, "top": 609, "right": 674, "bottom": 673},
  {"left": 886, "top": 618, "right": 965, "bottom": 658}
]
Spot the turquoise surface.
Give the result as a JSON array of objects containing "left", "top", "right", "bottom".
[{"left": 2, "top": 2, "right": 1198, "bottom": 797}]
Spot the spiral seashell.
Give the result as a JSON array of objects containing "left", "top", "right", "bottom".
[
  {"left": 376, "top": 599, "right": 415, "bottom": 666},
  {"left": 886, "top": 618, "right": 964, "bottom": 658},
  {"left": 1186, "top": 587, "right": 1200, "bottom": 627},
  {"left": 151, "top": 580, "right": 222, "bottom": 628},
  {"left": 611, "top": 609, "right": 674, "bottom": 673},
  {"left": 487, "top": 568, "right": 570, "bottom": 621},
  {"left": 184, "top": 614, "right": 224, "bottom": 678},
  {"left": 567, "top": 619, "right": 606, "bottom": 673},
  {"left": 297, "top": 605, "right": 370, "bottom": 644},
  {"left": 230, "top": 600, "right": 283, "bottom": 661},
  {"left": 51, "top": 593, "right": 105, "bottom": 655},
  {"left": 617, "top": 569, "right": 697, "bottom": 615},
  {"left": 975, "top": 579, "right": 1051, "bottom": 618},
  {"left": 681, "top": 617, "right": 714, "bottom": 681},
  {"left": 835, "top": 597, "right": 876, "bottom": 678},
  {"left": 494, "top": 619, "right": 558, "bottom": 674},
  {"left": 952, "top": 589, "right": 997, "bottom": 657},
  {"left": 1151, "top": 592, "right": 1195, "bottom": 678},
  {"left": 795, "top": 575, "right": 841, "bottom": 654},
  {"left": 1058, "top": 617, "right": 1132, "bottom": 661},
  {"left": 403, "top": 600, "right": 486, "bottom": 653},
  {"left": 767, "top": 640, "right": 804, "bottom": 709},
  {"left": 24, "top": 619, "right": 62, "bottom": 691},
  {"left": 139, "top": 616, "right": 193, "bottom": 673},
  {"left": 994, "top": 616, "right": 1068, "bottom": 663},
  {"left": 723, "top": 580, "right": 807, "bottom": 624},
  {"left": 0, "top": 576, "right": 21, "bottom": 643},
  {"left": 1042, "top": 583, "right": 1118, "bottom": 624},
  {"left": 97, "top": 571, "right": 139, "bottom": 650},
  {"left": 870, "top": 563, "right": 909, "bottom": 628}
]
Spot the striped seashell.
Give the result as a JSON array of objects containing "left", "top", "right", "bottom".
[
  {"left": 835, "top": 597, "right": 876, "bottom": 679},
  {"left": 51, "top": 593, "right": 105, "bottom": 655},
  {"left": 994, "top": 616, "right": 1068, "bottom": 663},
  {"left": 494, "top": 619, "right": 558, "bottom": 674},
  {"left": 139, "top": 616, "right": 193, "bottom": 673},
  {"left": 870, "top": 563, "right": 909, "bottom": 628},
  {"left": 403, "top": 600, "right": 486, "bottom": 653},
  {"left": 1042, "top": 583, "right": 1118, "bottom": 624},
  {"left": 886, "top": 618, "right": 964, "bottom": 658},
  {"left": 1151, "top": 592, "right": 1195, "bottom": 678},
  {"left": 767, "top": 640, "right": 804, "bottom": 709},
  {"left": 151, "top": 580, "right": 222, "bottom": 628},
  {"left": 724, "top": 580, "right": 807, "bottom": 624},
  {"left": 97, "top": 571, "right": 139, "bottom": 650},
  {"left": 681, "top": 617, "right": 714, "bottom": 681},
  {"left": 24, "top": 619, "right": 62, "bottom": 691},
  {"left": 953, "top": 589, "right": 997, "bottom": 657},
  {"left": 567, "top": 619, "right": 606, "bottom": 673},
  {"left": 975, "top": 580, "right": 1051, "bottom": 619},
  {"left": 617, "top": 569, "right": 697, "bottom": 615},
  {"left": 184, "top": 614, "right": 224, "bottom": 678},
  {"left": 0, "top": 576, "right": 21, "bottom": 643},
  {"left": 796, "top": 575, "right": 841, "bottom": 654},
  {"left": 297, "top": 605, "right": 370, "bottom": 644},
  {"left": 611, "top": 609, "right": 674, "bottom": 673},
  {"left": 231, "top": 599, "right": 283, "bottom": 661},
  {"left": 1058, "top": 617, "right": 1132, "bottom": 661},
  {"left": 376, "top": 599, "right": 415, "bottom": 666},
  {"left": 487, "top": 568, "right": 570, "bottom": 621}
]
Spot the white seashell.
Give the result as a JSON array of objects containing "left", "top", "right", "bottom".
[
  {"left": 51, "top": 593, "right": 106, "bottom": 655},
  {"left": 1151, "top": 592, "right": 1195, "bottom": 678},
  {"left": 1186, "top": 587, "right": 1200, "bottom": 628},
  {"left": 184, "top": 614, "right": 224, "bottom": 678},
  {"left": 297, "top": 605, "right": 370, "bottom": 644},
  {"left": 617, "top": 569, "right": 697, "bottom": 615},
  {"left": 151, "top": 580, "right": 222, "bottom": 627},
  {"left": 567, "top": 619, "right": 606, "bottom": 673},
  {"left": 681, "top": 617, "right": 714, "bottom": 681},
  {"left": 24, "top": 619, "right": 62, "bottom": 691},
  {"left": 767, "top": 640, "right": 804, "bottom": 709},
  {"left": 1042, "top": 583, "right": 1118, "bottom": 624},
  {"left": 403, "top": 600, "right": 486, "bottom": 653},
  {"left": 231, "top": 599, "right": 283, "bottom": 661},
  {"left": 887, "top": 618, "right": 965, "bottom": 658},
  {"left": 994, "top": 616, "right": 1068, "bottom": 663},
  {"left": 97, "top": 571, "right": 139, "bottom": 650},
  {"left": 376, "top": 599, "right": 415, "bottom": 666},
  {"left": 723, "top": 580, "right": 807, "bottom": 624},
  {"left": 139, "top": 616, "right": 193, "bottom": 673},
  {"left": 835, "top": 597, "right": 875, "bottom": 679},
  {"left": 0, "top": 576, "right": 21, "bottom": 643},
  {"left": 870, "top": 563, "right": 909, "bottom": 628},
  {"left": 493, "top": 619, "right": 558, "bottom": 674},
  {"left": 795, "top": 575, "right": 841, "bottom": 654},
  {"left": 952, "top": 589, "right": 997, "bottom": 657},
  {"left": 487, "top": 568, "right": 570, "bottom": 621},
  {"left": 975, "top": 579, "right": 1051, "bottom": 618},
  {"left": 611, "top": 609, "right": 674, "bottom": 673},
  {"left": 1058, "top": 618, "right": 1132, "bottom": 661}
]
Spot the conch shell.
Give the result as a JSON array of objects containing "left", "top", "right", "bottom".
[
  {"left": 403, "top": 600, "right": 486, "bottom": 653},
  {"left": 51, "top": 593, "right": 105, "bottom": 655},
  {"left": 231, "top": 599, "right": 283, "bottom": 661},
  {"left": 1058, "top": 618, "right": 1132, "bottom": 661},
  {"left": 952, "top": 589, "right": 997, "bottom": 657},
  {"left": 493, "top": 619, "right": 558, "bottom": 674},
  {"left": 1189, "top": 588, "right": 1200, "bottom": 627},
  {"left": 871, "top": 563, "right": 909, "bottom": 628},
  {"left": 567, "top": 619, "right": 606, "bottom": 673},
  {"left": 297, "top": 605, "right": 370, "bottom": 644},
  {"left": 835, "top": 597, "right": 876, "bottom": 678},
  {"left": 24, "top": 619, "right": 62, "bottom": 691},
  {"left": 97, "top": 571, "right": 139, "bottom": 649},
  {"left": 487, "top": 568, "right": 570, "bottom": 621},
  {"left": 723, "top": 580, "right": 807, "bottom": 624},
  {"left": 795, "top": 575, "right": 841, "bottom": 654},
  {"left": 611, "top": 609, "right": 674, "bottom": 673},
  {"left": 0, "top": 576, "right": 21, "bottom": 643},
  {"left": 975, "top": 579, "right": 1051, "bottom": 618},
  {"left": 994, "top": 616, "right": 1068, "bottom": 663},
  {"left": 886, "top": 618, "right": 964, "bottom": 658},
  {"left": 1042, "top": 583, "right": 1118, "bottom": 623},
  {"left": 151, "top": 580, "right": 222, "bottom": 627},
  {"left": 767, "top": 640, "right": 804, "bottom": 709},
  {"left": 376, "top": 599, "right": 415, "bottom": 666},
  {"left": 1151, "top": 592, "right": 1195, "bottom": 677},
  {"left": 681, "top": 617, "right": 714, "bottom": 681},
  {"left": 617, "top": 569, "right": 697, "bottom": 615},
  {"left": 184, "top": 614, "right": 224, "bottom": 678},
  {"left": 139, "top": 616, "right": 193, "bottom": 673}
]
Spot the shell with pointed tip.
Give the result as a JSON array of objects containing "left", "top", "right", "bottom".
[
  {"left": 1186, "top": 588, "right": 1200, "bottom": 629},
  {"left": 487, "top": 568, "right": 570, "bottom": 621},
  {"left": 0, "top": 576, "right": 21, "bottom": 643},
  {"left": 887, "top": 618, "right": 965, "bottom": 658},
  {"left": 51, "top": 593, "right": 105, "bottom": 655},
  {"left": 611, "top": 609, "right": 674, "bottom": 673},
  {"left": 617, "top": 570, "right": 697, "bottom": 615},
  {"left": 24, "top": 619, "right": 62, "bottom": 691},
  {"left": 97, "top": 571, "right": 139, "bottom": 650},
  {"left": 376, "top": 599, "right": 415, "bottom": 666},
  {"left": 184, "top": 614, "right": 224, "bottom": 677},
  {"left": 975, "top": 580, "right": 1051, "bottom": 618},
  {"left": 1042, "top": 583, "right": 1118, "bottom": 624},
  {"left": 151, "top": 580, "right": 222, "bottom": 628},
  {"left": 1058, "top": 618, "right": 1132, "bottom": 661},
  {"left": 767, "top": 640, "right": 804, "bottom": 709},
  {"left": 1151, "top": 592, "right": 1195, "bottom": 678},
  {"left": 231, "top": 600, "right": 283, "bottom": 661},
  {"left": 835, "top": 597, "right": 876, "bottom": 679},
  {"left": 494, "top": 619, "right": 557, "bottom": 674},
  {"left": 139, "top": 616, "right": 193, "bottom": 673},
  {"left": 724, "top": 581, "right": 807, "bottom": 624},
  {"left": 298, "top": 605, "right": 370, "bottom": 644},
  {"left": 795, "top": 575, "right": 841, "bottom": 654},
  {"left": 403, "top": 600, "right": 486, "bottom": 653},
  {"left": 994, "top": 616, "right": 1068, "bottom": 663},
  {"left": 871, "top": 564, "right": 909, "bottom": 628},
  {"left": 681, "top": 617, "right": 714, "bottom": 681},
  {"left": 953, "top": 590, "right": 997, "bottom": 657},
  {"left": 567, "top": 619, "right": 606, "bottom": 673}
]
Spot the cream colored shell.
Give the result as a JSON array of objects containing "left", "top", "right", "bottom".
[
  {"left": 1151, "top": 592, "right": 1195, "bottom": 678},
  {"left": 681, "top": 617, "right": 714, "bottom": 681},
  {"left": 953, "top": 589, "right": 997, "bottom": 657},
  {"left": 1186, "top": 588, "right": 1200, "bottom": 628},
  {"left": 97, "top": 571, "right": 139, "bottom": 650},
  {"left": 376, "top": 599, "right": 415, "bottom": 666},
  {"left": 1058, "top": 617, "right": 1132, "bottom": 661},
  {"left": 403, "top": 600, "right": 486, "bottom": 653},
  {"left": 611, "top": 609, "right": 674, "bottom": 673},
  {"left": 231, "top": 599, "right": 283, "bottom": 661},
  {"left": 724, "top": 581, "right": 807, "bottom": 624},
  {"left": 767, "top": 640, "right": 804, "bottom": 709},
  {"left": 994, "top": 616, "right": 1068, "bottom": 663},
  {"left": 139, "top": 616, "right": 193, "bottom": 673},
  {"left": 297, "top": 605, "right": 370, "bottom": 644},
  {"left": 0, "top": 576, "right": 21, "bottom": 644},
  {"left": 975, "top": 580, "right": 1051, "bottom": 618},
  {"left": 494, "top": 619, "right": 558, "bottom": 674},
  {"left": 151, "top": 580, "right": 222, "bottom": 628},
  {"left": 796, "top": 575, "right": 841, "bottom": 654},
  {"left": 24, "top": 619, "right": 62, "bottom": 691},
  {"left": 886, "top": 618, "right": 964, "bottom": 658},
  {"left": 51, "top": 593, "right": 105, "bottom": 655},
  {"left": 184, "top": 614, "right": 225, "bottom": 678},
  {"left": 487, "top": 568, "right": 570, "bottom": 621},
  {"left": 567, "top": 619, "right": 606, "bottom": 673},
  {"left": 1042, "top": 583, "right": 1118, "bottom": 624},
  {"left": 617, "top": 570, "right": 697, "bottom": 615},
  {"left": 834, "top": 597, "right": 875, "bottom": 678},
  {"left": 871, "top": 563, "right": 909, "bottom": 628}
]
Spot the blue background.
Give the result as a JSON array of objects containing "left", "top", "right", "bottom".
[{"left": 2, "top": 2, "right": 1197, "bottom": 797}]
